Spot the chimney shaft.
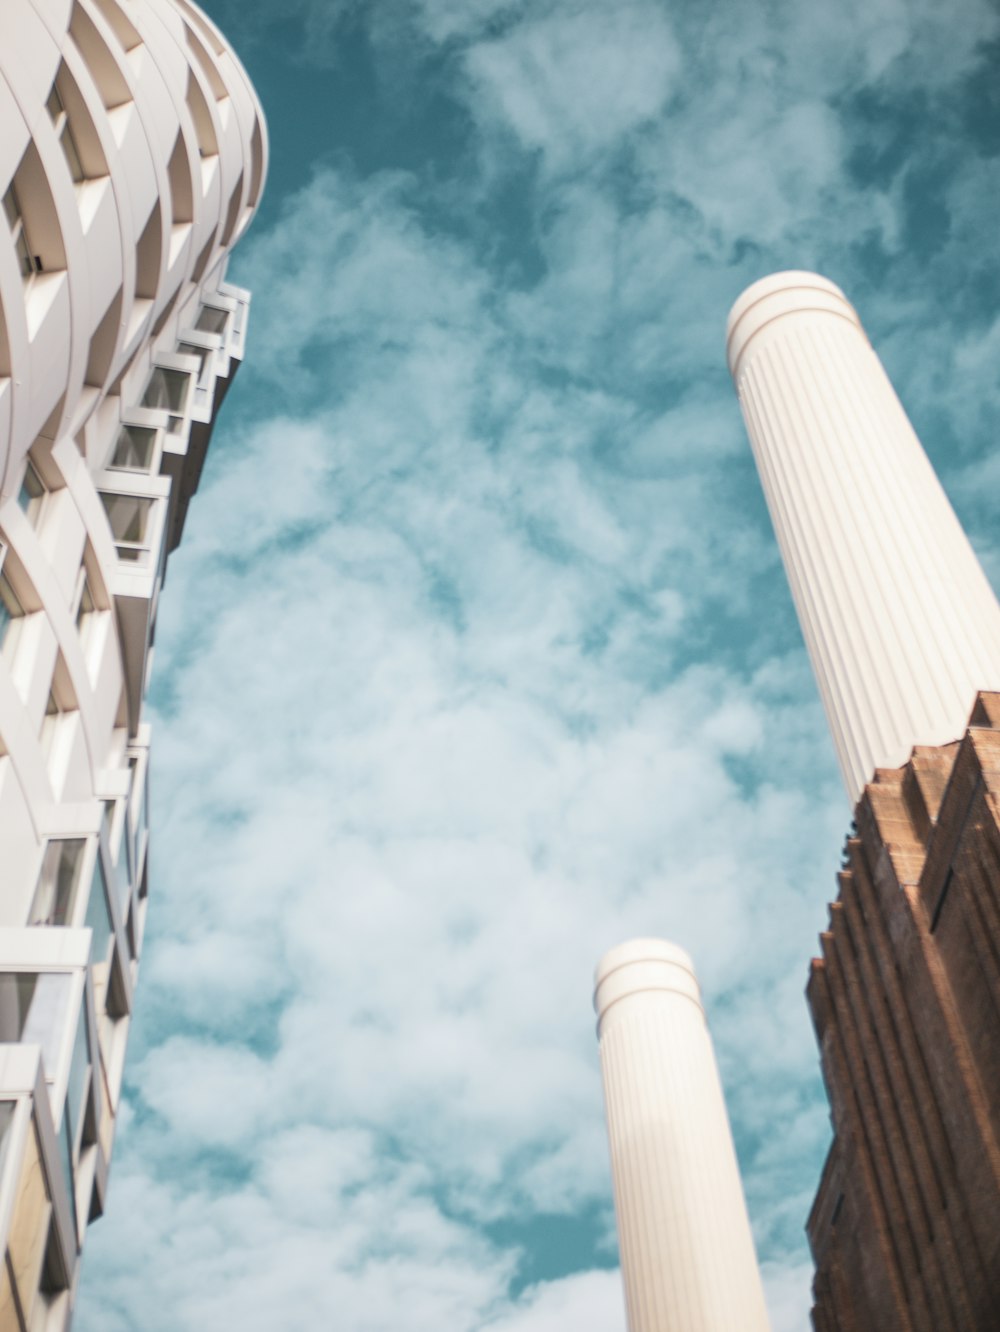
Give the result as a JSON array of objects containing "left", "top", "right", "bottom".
[
  {"left": 594, "top": 939, "right": 771, "bottom": 1332},
  {"left": 728, "top": 271, "right": 1000, "bottom": 802}
]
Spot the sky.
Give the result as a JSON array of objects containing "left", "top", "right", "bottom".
[{"left": 75, "top": 0, "right": 1000, "bottom": 1328}]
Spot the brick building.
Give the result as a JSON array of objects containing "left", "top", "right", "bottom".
[{"left": 808, "top": 693, "right": 1000, "bottom": 1329}]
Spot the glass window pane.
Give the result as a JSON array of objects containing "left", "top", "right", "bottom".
[
  {"left": 65, "top": 1014, "right": 89, "bottom": 1155},
  {"left": 59, "top": 1115, "right": 76, "bottom": 1232},
  {"left": 138, "top": 771, "right": 149, "bottom": 847},
  {"left": 96, "top": 1060, "right": 113, "bottom": 1160},
  {"left": 194, "top": 306, "right": 227, "bottom": 334},
  {"left": 99, "top": 493, "right": 152, "bottom": 544},
  {"left": 4, "top": 186, "right": 35, "bottom": 279},
  {"left": 85, "top": 861, "right": 113, "bottom": 969},
  {"left": 178, "top": 343, "right": 210, "bottom": 377},
  {"left": 141, "top": 367, "right": 188, "bottom": 413},
  {"left": 16, "top": 463, "right": 43, "bottom": 520},
  {"left": 0, "top": 975, "right": 37, "bottom": 1044},
  {"left": 0, "top": 974, "right": 72, "bottom": 1079},
  {"left": 0, "top": 1102, "right": 18, "bottom": 1221},
  {"left": 109, "top": 425, "right": 155, "bottom": 471},
  {"left": 115, "top": 857, "right": 131, "bottom": 919},
  {"left": 2, "top": 187, "right": 19, "bottom": 232},
  {"left": 29, "top": 840, "right": 86, "bottom": 927},
  {"left": 19, "top": 976, "right": 71, "bottom": 1079},
  {"left": 14, "top": 229, "right": 34, "bottom": 279},
  {"left": 0, "top": 573, "right": 23, "bottom": 647},
  {"left": 0, "top": 1103, "right": 16, "bottom": 1168}
]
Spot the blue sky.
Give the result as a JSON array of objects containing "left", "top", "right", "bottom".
[{"left": 76, "top": 0, "right": 1000, "bottom": 1328}]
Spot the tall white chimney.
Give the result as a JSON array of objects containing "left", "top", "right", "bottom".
[
  {"left": 594, "top": 939, "right": 771, "bottom": 1332},
  {"left": 727, "top": 271, "right": 1000, "bottom": 803}
]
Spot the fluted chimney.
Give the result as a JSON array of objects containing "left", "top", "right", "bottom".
[
  {"left": 594, "top": 939, "right": 770, "bottom": 1332},
  {"left": 727, "top": 271, "right": 1000, "bottom": 801}
]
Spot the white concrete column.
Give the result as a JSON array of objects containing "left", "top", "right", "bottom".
[
  {"left": 727, "top": 271, "right": 1000, "bottom": 803},
  {"left": 594, "top": 939, "right": 770, "bottom": 1332}
]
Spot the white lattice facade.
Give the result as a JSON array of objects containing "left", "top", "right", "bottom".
[{"left": 0, "top": 2, "right": 265, "bottom": 1326}]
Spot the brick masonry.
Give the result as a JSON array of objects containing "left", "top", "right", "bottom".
[{"left": 807, "top": 691, "right": 1000, "bottom": 1330}]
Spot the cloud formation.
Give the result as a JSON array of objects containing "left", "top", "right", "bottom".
[{"left": 75, "top": 0, "right": 1000, "bottom": 1328}]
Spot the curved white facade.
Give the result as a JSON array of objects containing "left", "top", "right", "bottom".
[
  {"left": 594, "top": 940, "right": 770, "bottom": 1332},
  {"left": 0, "top": 2, "right": 265, "bottom": 1325},
  {"left": 728, "top": 271, "right": 1000, "bottom": 803}
]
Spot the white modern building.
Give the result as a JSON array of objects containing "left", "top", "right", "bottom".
[
  {"left": 727, "top": 271, "right": 1000, "bottom": 803},
  {"left": 0, "top": 1, "right": 265, "bottom": 1325},
  {"left": 594, "top": 939, "right": 771, "bottom": 1332}
]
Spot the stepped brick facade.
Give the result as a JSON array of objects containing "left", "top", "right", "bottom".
[{"left": 808, "top": 692, "right": 1000, "bottom": 1330}]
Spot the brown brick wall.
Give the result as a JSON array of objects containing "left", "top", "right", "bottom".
[{"left": 808, "top": 693, "right": 1000, "bottom": 1329}]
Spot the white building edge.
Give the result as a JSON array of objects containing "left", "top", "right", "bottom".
[{"left": 0, "top": 1, "right": 265, "bottom": 1325}]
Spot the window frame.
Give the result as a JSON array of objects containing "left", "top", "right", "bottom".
[{"left": 2, "top": 184, "right": 40, "bottom": 280}]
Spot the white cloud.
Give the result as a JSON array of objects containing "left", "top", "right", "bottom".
[
  {"left": 482, "top": 1270, "right": 625, "bottom": 1332},
  {"left": 465, "top": 4, "right": 681, "bottom": 171},
  {"left": 78, "top": 125, "right": 848, "bottom": 1319},
  {"left": 762, "top": 1258, "right": 816, "bottom": 1332},
  {"left": 82, "top": 1149, "right": 516, "bottom": 1332}
]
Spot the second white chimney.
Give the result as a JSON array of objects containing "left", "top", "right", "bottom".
[{"left": 595, "top": 939, "right": 770, "bottom": 1332}]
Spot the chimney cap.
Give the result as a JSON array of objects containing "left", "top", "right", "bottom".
[
  {"left": 726, "top": 270, "right": 860, "bottom": 382},
  {"left": 593, "top": 938, "right": 701, "bottom": 1026}
]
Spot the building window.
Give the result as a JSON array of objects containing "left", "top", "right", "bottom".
[
  {"left": 0, "top": 1102, "right": 15, "bottom": 1185},
  {"left": 0, "top": 571, "right": 25, "bottom": 655},
  {"left": 46, "top": 83, "right": 85, "bottom": 185},
  {"left": 142, "top": 367, "right": 190, "bottom": 438},
  {"left": 65, "top": 1011, "right": 89, "bottom": 1159},
  {"left": 0, "top": 973, "right": 72, "bottom": 1076},
  {"left": 29, "top": 840, "right": 87, "bottom": 927},
  {"left": 178, "top": 343, "right": 210, "bottom": 379},
  {"left": 85, "top": 861, "right": 113, "bottom": 973},
  {"left": 109, "top": 424, "right": 156, "bottom": 472},
  {"left": 141, "top": 367, "right": 189, "bottom": 414},
  {"left": 99, "top": 493, "right": 154, "bottom": 562},
  {"left": 195, "top": 304, "right": 228, "bottom": 335},
  {"left": 58, "top": 1113, "right": 77, "bottom": 1234},
  {"left": 2, "top": 184, "right": 39, "bottom": 278},
  {"left": 59, "top": 1012, "right": 90, "bottom": 1235},
  {"left": 86, "top": 860, "right": 118, "bottom": 1038},
  {"left": 17, "top": 461, "right": 45, "bottom": 524}
]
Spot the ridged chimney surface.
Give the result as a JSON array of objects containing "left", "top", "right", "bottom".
[
  {"left": 594, "top": 939, "right": 771, "bottom": 1332},
  {"left": 727, "top": 271, "right": 1000, "bottom": 802}
]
